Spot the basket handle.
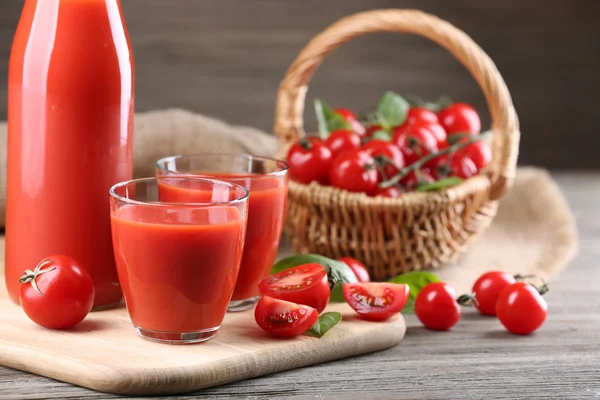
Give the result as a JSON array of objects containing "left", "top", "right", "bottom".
[{"left": 274, "top": 9, "right": 519, "bottom": 200}]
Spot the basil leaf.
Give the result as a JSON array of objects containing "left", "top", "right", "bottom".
[
  {"left": 271, "top": 254, "right": 358, "bottom": 303},
  {"left": 416, "top": 177, "right": 463, "bottom": 192},
  {"left": 376, "top": 91, "right": 409, "bottom": 129},
  {"left": 314, "top": 99, "right": 350, "bottom": 139},
  {"left": 305, "top": 312, "right": 342, "bottom": 338},
  {"left": 389, "top": 271, "right": 440, "bottom": 314},
  {"left": 371, "top": 129, "right": 392, "bottom": 141}
]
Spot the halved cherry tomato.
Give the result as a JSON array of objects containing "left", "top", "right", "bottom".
[
  {"left": 19, "top": 255, "right": 95, "bottom": 330},
  {"left": 338, "top": 257, "right": 370, "bottom": 283},
  {"left": 259, "top": 264, "right": 330, "bottom": 313},
  {"left": 414, "top": 282, "right": 461, "bottom": 331},
  {"left": 438, "top": 103, "right": 481, "bottom": 135},
  {"left": 287, "top": 137, "right": 333, "bottom": 185},
  {"left": 471, "top": 271, "right": 517, "bottom": 316},
  {"left": 361, "top": 139, "right": 405, "bottom": 179},
  {"left": 407, "top": 107, "right": 439, "bottom": 125},
  {"left": 335, "top": 108, "right": 366, "bottom": 136},
  {"left": 393, "top": 123, "right": 438, "bottom": 165},
  {"left": 324, "top": 129, "right": 361, "bottom": 159},
  {"left": 343, "top": 282, "right": 410, "bottom": 321},
  {"left": 373, "top": 186, "right": 403, "bottom": 199},
  {"left": 254, "top": 296, "right": 319, "bottom": 338},
  {"left": 496, "top": 282, "right": 547, "bottom": 335},
  {"left": 329, "top": 150, "right": 379, "bottom": 195}
]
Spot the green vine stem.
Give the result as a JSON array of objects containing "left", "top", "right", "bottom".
[{"left": 19, "top": 260, "right": 56, "bottom": 296}]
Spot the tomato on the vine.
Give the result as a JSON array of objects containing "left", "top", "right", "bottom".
[
  {"left": 400, "top": 169, "right": 435, "bottom": 191},
  {"left": 414, "top": 282, "right": 461, "bottom": 331},
  {"left": 338, "top": 257, "right": 370, "bottom": 283},
  {"left": 422, "top": 122, "right": 448, "bottom": 148},
  {"left": 469, "top": 271, "right": 517, "bottom": 316},
  {"left": 343, "top": 282, "right": 410, "bottom": 321},
  {"left": 287, "top": 137, "right": 333, "bottom": 185},
  {"left": 19, "top": 255, "right": 95, "bottom": 330},
  {"left": 335, "top": 108, "right": 366, "bottom": 136},
  {"left": 407, "top": 107, "right": 439, "bottom": 125},
  {"left": 329, "top": 150, "right": 379, "bottom": 195},
  {"left": 449, "top": 153, "right": 478, "bottom": 179},
  {"left": 324, "top": 129, "right": 361, "bottom": 159},
  {"left": 438, "top": 103, "right": 481, "bottom": 135},
  {"left": 496, "top": 282, "right": 548, "bottom": 335},
  {"left": 393, "top": 124, "right": 438, "bottom": 165},
  {"left": 373, "top": 186, "right": 403, "bottom": 199},
  {"left": 258, "top": 263, "right": 330, "bottom": 313},
  {"left": 255, "top": 296, "right": 319, "bottom": 338},
  {"left": 360, "top": 139, "right": 405, "bottom": 179},
  {"left": 456, "top": 137, "right": 492, "bottom": 170}
]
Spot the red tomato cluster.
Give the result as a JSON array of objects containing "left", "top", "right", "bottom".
[
  {"left": 287, "top": 103, "right": 491, "bottom": 197},
  {"left": 415, "top": 271, "right": 548, "bottom": 335}
]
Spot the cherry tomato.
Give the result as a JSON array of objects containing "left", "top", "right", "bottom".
[
  {"left": 324, "top": 129, "right": 361, "bottom": 159},
  {"left": 254, "top": 296, "right": 319, "bottom": 338},
  {"left": 400, "top": 169, "right": 435, "bottom": 191},
  {"left": 258, "top": 264, "right": 330, "bottom": 313},
  {"left": 373, "top": 186, "right": 403, "bottom": 199},
  {"left": 19, "top": 255, "right": 95, "bottom": 330},
  {"left": 422, "top": 122, "right": 448, "bottom": 148},
  {"left": 407, "top": 107, "right": 439, "bottom": 125},
  {"left": 360, "top": 139, "right": 405, "bottom": 179},
  {"left": 343, "top": 282, "right": 410, "bottom": 321},
  {"left": 470, "top": 271, "right": 517, "bottom": 316},
  {"left": 335, "top": 108, "right": 366, "bottom": 136},
  {"left": 329, "top": 150, "right": 379, "bottom": 195},
  {"left": 338, "top": 257, "right": 370, "bottom": 283},
  {"left": 287, "top": 137, "right": 333, "bottom": 185},
  {"left": 438, "top": 103, "right": 481, "bottom": 135},
  {"left": 456, "top": 137, "right": 492, "bottom": 170},
  {"left": 364, "top": 124, "right": 384, "bottom": 138},
  {"left": 496, "top": 282, "right": 548, "bottom": 335},
  {"left": 393, "top": 123, "right": 438, "bottom": 165},
  {"left": 414, "top": 282, "right": 461, "bottom": 331},
  {"left": 450, "top": 153, "right": 478, "bottom": 179}
]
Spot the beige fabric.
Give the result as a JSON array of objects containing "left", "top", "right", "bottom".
[{"left": 0, "top": 109, "right": 577, "bottom": 288}]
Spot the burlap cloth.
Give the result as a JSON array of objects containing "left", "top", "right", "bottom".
[{"left": 0, "top": 109, "right": 578, "bottom": 293}]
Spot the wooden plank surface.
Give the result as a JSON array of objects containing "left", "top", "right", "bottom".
[
  {"left": 0, "top": 171, "right": 597, "bottom": 399},
  {"left": 0, "top": 1, "right": 599, "bottom": 169}
]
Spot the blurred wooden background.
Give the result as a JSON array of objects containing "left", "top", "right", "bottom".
[{"left": 1, "top": 0, "right": 598, "bottom": 169}]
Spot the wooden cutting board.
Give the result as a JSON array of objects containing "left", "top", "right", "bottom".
[{"left": 0, "top": 237, "right": 405, "bottom": 395}]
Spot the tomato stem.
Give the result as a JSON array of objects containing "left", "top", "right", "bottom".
[
  {"left": 18, "top": 260, "right": 56, "bottom": 296},
  {"left": 457, "top": 293, "right": 479, "bottom": 307},
  {"left": 298, "top": 138, "right": 313, "bottom": 150}
]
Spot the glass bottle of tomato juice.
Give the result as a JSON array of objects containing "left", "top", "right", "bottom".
[{"left": 5, "top": 0, "right": 134, "bottom": 309}]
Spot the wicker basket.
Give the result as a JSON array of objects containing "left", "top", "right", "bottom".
[{"left": 273, "top": 9, "right": 520, "bottom": 280}]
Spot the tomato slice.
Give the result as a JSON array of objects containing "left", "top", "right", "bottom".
[
  {"left": 343, "top": 282, "right": 410, "bottom": 321},
  {"left": 258, "top": 263, "right": 330, "bottom": 313},
  {"left": 254, "top": 296, "right": 319, "bottom": 338}
]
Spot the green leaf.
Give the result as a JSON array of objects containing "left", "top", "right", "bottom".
[
  {"left": 271, "top": 254, "right": 358, "bottom": 303},
  {"left": 314, "top": 99, "right": 350, "bottom": 139},
  {"left": 376, "top": 91, "right": 409, "bottom": 129},
  {"left": 305, "top": 312, "right": 342, "bottom": 338},
  {"left": 388, "top": 271, "right": 440, "bottom": 314},
  {"left": 416, "top": 177, "right": 463, "bottom": 192},
  {"left": 371, "top": 130, "right": 392, "bottom": 141},
  {"left": 447, "top": 132, "right": 476, "bottom": 145}
]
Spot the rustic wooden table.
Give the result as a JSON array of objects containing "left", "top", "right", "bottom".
[{"left": 1, "top": 172, "right": 598, "bottom": 400}]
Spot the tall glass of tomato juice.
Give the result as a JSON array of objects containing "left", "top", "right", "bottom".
[
  {"left": 156, "top": 154, "right": 289, "bottom": 311},
  {"left": 6, "top": 0, "right": 134, "bottom": 309},
  {"left": 109, "top": 177, "right": 249, "bottom": 344}
]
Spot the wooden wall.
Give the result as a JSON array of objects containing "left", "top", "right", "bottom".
[{"left": 1, "top": 0, "right": 598, "bottom": 169}]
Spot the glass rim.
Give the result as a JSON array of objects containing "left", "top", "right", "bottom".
[
  {"left": 155, "top": 153, "right": 289, "bottom": 180},
  {"left": 109, "top": 176, "right": 250, "bottom": 208}
]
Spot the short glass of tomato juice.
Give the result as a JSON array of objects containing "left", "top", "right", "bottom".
[
  {"left": 156, "top": 154, "right": 289, "bottom": 311},
  {"left": 109, "top": 176, "right": 249, "bottom": 344}
]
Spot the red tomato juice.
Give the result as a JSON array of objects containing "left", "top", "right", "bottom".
[
  {"left": 111, "top": 205, "right": 246, "bottom": 332},
  {"left": 159, "top": 174, "right": 287, "bottom": 301},
  {"left": 5, "top": 0, "right": 134, "bottom": 307}
]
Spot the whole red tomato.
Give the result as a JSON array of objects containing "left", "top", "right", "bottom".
[
  {"left": 414, "top": 282, "right": 461, "bottom": 331},
  {"left": 496, "top": 282, "right": 548, "bottom": 335},
  {"left": 456, "top": 137, "right": 492, "bottom": 170},
  {"left": 450, "top": 153, "right": 478, "bottom": 179},
  {"left": 400, "top": 169, "right": 435, "bottom": 191},
  {"left": 338, "top": 257, "right": 370, "bottom": 282},
  {"left": 360, "top": 139, "right": 405, "bottom": 179},
  {"left": 19, "top": 255, "right": 95, "bottom": 329},
  {"left": 287, "top": 137, "right": 333, "bottom": 185},
  {"left": 467, "top": 271, "right": 517, "bottom": 316},
  {"left": 407, "top": 107, "right": 439, "bottom": 125},
  {"left": 335, "top": 108, "right": 366, "bottom": 136},
  {"left": 393, "top": 123, "right": 438, "bottom": 165},
  {"left": 373, "top": 186, "right": 403, "bottom": 199},
  {"left": 329, "top": 150, "right": 379, "bottom": 195},
  {"left": 438, "top": 103, "right": 481, "bottom": 135},
  {"left": 324, "top": 129, "right": 361, "bottom": 159},
  {"left": 422, "top": 122, "right": 448, "bottom": 148}
]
